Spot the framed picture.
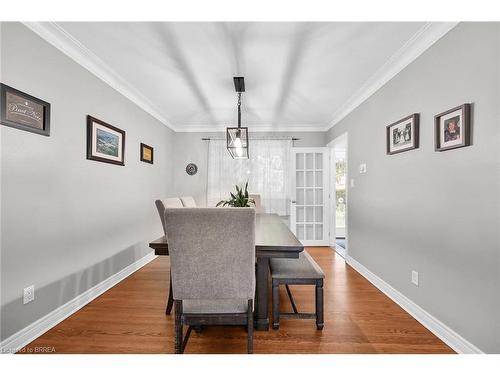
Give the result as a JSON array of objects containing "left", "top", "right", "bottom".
[
  {"left": 435, "top": 104, "right": 471, "bottom": 151},
  {"left": 0, "top": 83, "right": 51, "bottom": 136},
  {"left": 386, "top": 113, "right": 419, "bottom": 155},
  {"left": 86, "top": 115, "right": 125, "bottom": 166},
  {"left": 140, "top": 143, "right": 154, "bottom": 164}
]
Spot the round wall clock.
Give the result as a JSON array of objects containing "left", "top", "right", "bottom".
[{"left": 185, "top": 163, "right": 198, "bottom": 176}]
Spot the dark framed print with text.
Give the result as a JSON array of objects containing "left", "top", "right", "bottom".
[
  {"left": 140, "top": 143, "right": 154, "bottom": 164},
  {"left": 86, "top": 115, "right": 125, "bottom": 165},
  {"left": 0, "top": 83, "right": 51, "bottom": 136},
  {"left": 435, "top": 104, "right": 471, "bottom": 151},
  {"left": 386, "top": 113, "right": 419, "bottom": 155}
]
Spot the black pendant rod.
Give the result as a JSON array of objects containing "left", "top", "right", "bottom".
[{"left": 237, "top": 92, "right": 242, "bottom": 129}]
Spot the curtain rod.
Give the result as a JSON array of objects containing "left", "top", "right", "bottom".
[{"left": 201, "top": 137, "right": 300, "bottom": 141}]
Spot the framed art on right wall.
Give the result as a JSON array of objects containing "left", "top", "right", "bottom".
[
  {"left": 435, "top": 103, "right": 471, "bottom": 152},
  {"left": 386, "top": 113, "right": 419, "bottom": 155}
]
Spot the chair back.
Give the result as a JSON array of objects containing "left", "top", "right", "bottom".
[
  {"left": 249, "top": 194, "right": 265, "bottom": 214},
  {"left": 165, "top": 208, "right": 256, "bottom": 301},
  {"left": 180, "top": 196, "right": 197, "bottom": 208},
  {"left": 155, "top": 198, "right": 183, "bottom": 235}
]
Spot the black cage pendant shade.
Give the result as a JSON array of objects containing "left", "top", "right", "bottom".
[{"left": 226, "top": 77, "right": 249, "bottom": 159}]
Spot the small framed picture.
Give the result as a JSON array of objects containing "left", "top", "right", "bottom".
[
  {"left": 0, "top": 83, "right": 51, "bottom": 136},
  {"left": 435, "top": 104, "right": 471, "bottom": 151},
  {"left": 386, "top": 113, "right": 419, "bottom": 155},
  {"left": 87, "top": 115, "right": 125, "bottom": 166},
  {"left": 140, "top": 143, "right": 154, "bottom": 164}
]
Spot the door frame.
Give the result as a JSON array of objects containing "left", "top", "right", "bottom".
[
  {"left": 290, "top": 147, "right": 330, "bottom": 246},
  {"left": 327, "top": 133, "right": 349, "bottom": 258}
]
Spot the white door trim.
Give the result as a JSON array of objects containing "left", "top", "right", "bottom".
[{"left": 327, "top": 132, "right": 348, "bottom": 257}]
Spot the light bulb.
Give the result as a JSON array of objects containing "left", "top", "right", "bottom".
[
  {"left": 234, "top": 137, "right": 242, "bottom": 148},
  {"left": 236, "top": 146, "right": 243, "bottom": 157}
]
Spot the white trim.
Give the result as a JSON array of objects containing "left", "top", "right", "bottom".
[
  {"left": 173, "top": 124, "right": 328, "bottom": 132},
  {"left": 327, "top": 133, "right": 349, "bottom": 257},
  {"left": 21, "top": 22, "right": 177, "bottom": 132},
  {"left": 22, "top": 22, "right": 458, "bottom": 134},
  {"left": 345, "top": 254, "right": 484, "bottom": 354},
  {"left": 0, "top": 251, "right": 157, "bottom": 354},
  {"left": 327, "top": 22, "right": 459, "bottom": 130}
]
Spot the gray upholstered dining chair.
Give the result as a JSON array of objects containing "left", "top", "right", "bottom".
[
  {"left": 180, "top": 196, "right": 197, "bottom": 208},
  {"left": 164, "top": 207, "right": 256, "bottom": 354},
  {"left": 155, "top": 197, "right": 184, "bottom": 315},
  {"left": 249, "top": 194, "right": 265, "bottom": 214}
]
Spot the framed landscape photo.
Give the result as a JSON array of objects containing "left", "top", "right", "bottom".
[
  {"left": 386, "top": 113, "right": 419, "bottom": 155},
  {"left": 435, "top": 104, "right": 471, "bottom": 152},
  {"left": 140, "top": 143, "right": 154, "bottom": 164},
  {"left": 86, "top": 115, "right": 125, "bottom": 166},
  {"left": 0, "top": 83, "right": 51, "bottom": 136}
]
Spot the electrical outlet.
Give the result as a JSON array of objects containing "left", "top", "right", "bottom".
[
  {"left": 23, "top": 285, "right": 35, "bottom": 304},
  {"left": 411, "top": 271, "right": 419, "bottom": 286},
  {"left": 359, "top": 163, "right": 367, "bottom": 174},
  {"left": 350, "top": 178, "right": 355, "bottom": 188}
]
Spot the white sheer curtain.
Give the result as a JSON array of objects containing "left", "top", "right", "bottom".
[{"left": 207, "top": 139, "right": 292, "bottom": 216}]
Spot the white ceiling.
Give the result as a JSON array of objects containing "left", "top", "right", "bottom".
[{"left": 28, "top": 22, "right": 457, "bottom": 132}]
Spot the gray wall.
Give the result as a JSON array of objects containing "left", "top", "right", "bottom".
[
  {"left": 327, "top": 23, "right": 500, "bottom": 353},
  {"left": 171, "top": 131, "right": 327, "bottom": 206},
  {"left": 0, "top": 23, "right": 175, "bottom": 340}
]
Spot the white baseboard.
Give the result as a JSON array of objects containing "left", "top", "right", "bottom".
[
  {"left": 345, "top": 254, "right": 483, "bottom": 354},
  {"left": 0, "top": 251, "right": 157, "bottom": 354}
]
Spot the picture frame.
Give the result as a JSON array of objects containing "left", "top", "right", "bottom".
[
  {"left": 86, "top": 115, "right": 126, "bottom": 166},
  {"left": 0, "top": 83, "right": 51, "bottom": 136},
  {"left": 386, "top": 113, "right": 419, "bottom": 155},
  {"left": 434, "top": 104, "right": 471, "bottom": 152},
  {"left": 140, "top": 143, "right": 154, "bottom": 164}
]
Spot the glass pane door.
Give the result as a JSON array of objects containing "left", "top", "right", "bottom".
[{"left": 291, "top": 148, "right": 328, "bottom": 246}]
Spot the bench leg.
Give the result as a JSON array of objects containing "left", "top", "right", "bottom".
[
  {"left": 272, "top": 280, "right": 280, "bottom": 330},
  {"left": 315, "top": 281, "right": 324, "bottom": 330}
]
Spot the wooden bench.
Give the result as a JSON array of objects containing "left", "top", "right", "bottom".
[{"left": 270, "top": 250, "right": 325, "bottom": 330}]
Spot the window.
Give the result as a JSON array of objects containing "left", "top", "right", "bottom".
[{"left": 207, "top": 139, "right": 292, "bottom": 216}]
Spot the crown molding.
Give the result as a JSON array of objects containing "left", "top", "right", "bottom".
[
  {"left": 22, "top": 22, "right": 178, "bottom": 132},
  {"left": 174, "top": 124, "right": 328, "bottom": 133},
  {"left": 23, "top": 22, "right": 458, "bottom": 134},
  {"left": 326, "top": 22, "right": 459, "bottom": 131}
]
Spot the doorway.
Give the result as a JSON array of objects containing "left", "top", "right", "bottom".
[{"left": 327, "top": 134, "right": 348, "bottom": 258}]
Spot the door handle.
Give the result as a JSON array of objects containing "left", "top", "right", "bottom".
[{"left": 291, "top": 200, "right": 296, "bottom": 204}]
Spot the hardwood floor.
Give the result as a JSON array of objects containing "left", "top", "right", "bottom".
[{"left": 20, "top": 247, "right": 454, "bottom": 354}]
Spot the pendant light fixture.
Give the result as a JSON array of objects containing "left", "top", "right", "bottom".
[{"left": 226, "top": 76, "right": 249, "bottom": 159}]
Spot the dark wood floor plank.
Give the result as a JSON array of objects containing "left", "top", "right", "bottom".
[{"left": 19, "top": 247, "right": 454, "bottom": 354}]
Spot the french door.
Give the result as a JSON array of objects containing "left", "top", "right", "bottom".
[{"left": 290, "top": 148, "right": 329, "bottom": 246}]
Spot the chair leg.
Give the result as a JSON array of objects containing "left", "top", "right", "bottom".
[
  {"left": 315, "top": 281, "right": 324, "bottom": 330},
  {"left": 165, "top": 273, "right": 173, "bottom": 315},
  {"left": 247, "top": 299, "right": 253, "bottom": 354},
  {"left": 174, "top": 300, "right": 183, "bottom": 353},
  {"left": 272, "top": 280, "right": 280, "bottom": 330}
]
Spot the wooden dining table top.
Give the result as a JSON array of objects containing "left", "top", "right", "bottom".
[{"left": 148, "top": 213, "right": 304, "bottom": 258}]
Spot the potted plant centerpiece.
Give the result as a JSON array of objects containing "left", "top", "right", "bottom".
[{"left": 216, "top": 182, "right": 255, "bottom": 208}]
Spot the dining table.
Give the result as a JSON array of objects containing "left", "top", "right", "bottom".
[{"left": 148, "top": 213, "right": 304, "bottom": 331}]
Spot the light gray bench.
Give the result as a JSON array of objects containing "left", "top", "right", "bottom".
[{"left": 270, "top": 250, "right": 325, "bottom": 330}]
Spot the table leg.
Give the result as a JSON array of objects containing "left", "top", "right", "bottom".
[{"left": 255, "top": 257, "right": 270, "bottom": 331}]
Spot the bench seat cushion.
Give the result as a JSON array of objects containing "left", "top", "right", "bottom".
[{"left": 270, "top": 251, "right": 325, "bottom": 280}]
